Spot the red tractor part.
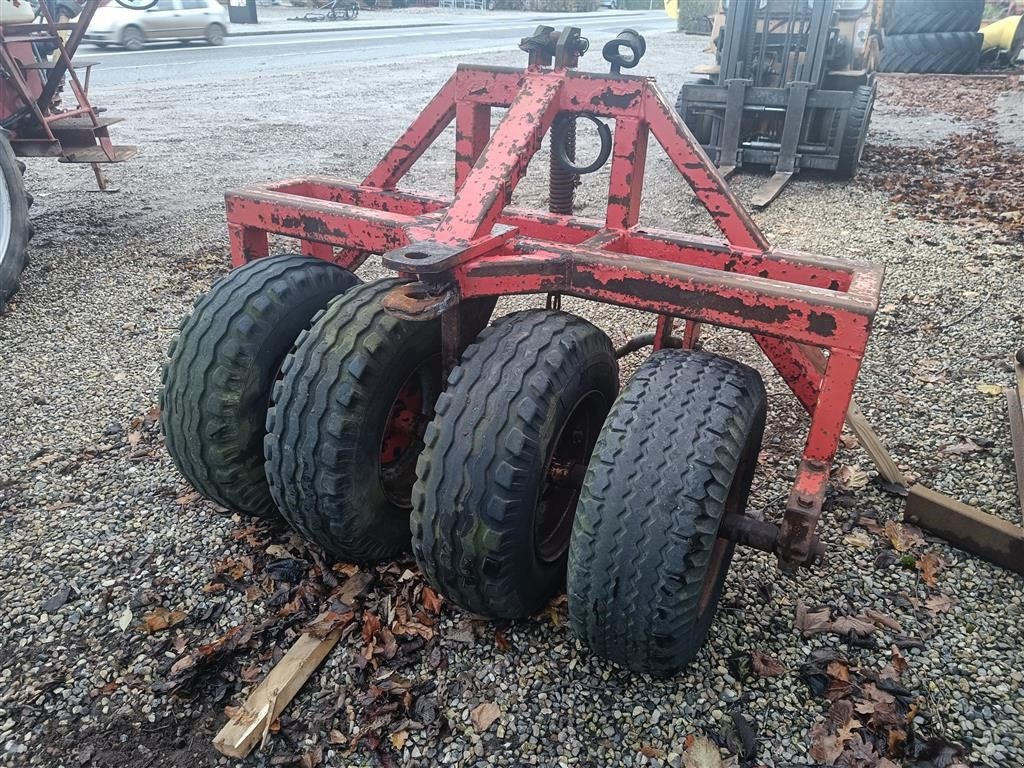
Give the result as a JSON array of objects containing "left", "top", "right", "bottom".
[
  {"left": 150, "top": 25, "right": 887, "bottom": 672},
  {"left": 223, "top": 26, "right": 882, "bottom": 570}
]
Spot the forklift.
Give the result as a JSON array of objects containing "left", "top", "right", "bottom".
[{"left": 676, "top": 0, "right": 880, "bottom": 207}]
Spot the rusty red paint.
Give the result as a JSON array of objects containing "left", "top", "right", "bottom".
[{"left": 222, "top": 58, "right": 882, "bottom": 568}]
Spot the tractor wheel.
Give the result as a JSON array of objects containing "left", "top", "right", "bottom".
[
  {"left": 880, "top": 31, "right": 983, "bottom": 74},
  {"left": 412, "top": 310, "right": 618, "bottom": 619},
  {"left": 161, "top": 255, "right": 360, "bottom": 518},
  {"left": 0, "top": 134, "right": 32, "bottom": 312},
  {"left": 265, "top": 280, "right": 495, "bottom": 562},
  {"left": 835, "top": 83, "right": 875, "bottom": 179},
  {"left": 884, "top": 0, "right": 984, "bottom": 36},
  {"left": 675, "top": 77, "right": 715, "bottom": 146},
  {"left": 567, "top": 350, "right": 766, "bottom": 675}
]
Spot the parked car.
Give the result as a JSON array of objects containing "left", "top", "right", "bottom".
[{"left": 84, "top": 0, "right": 228, "bottom": 51}]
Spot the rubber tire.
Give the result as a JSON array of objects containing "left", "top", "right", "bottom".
[
  {"left": 0, "top": 135, "right": 32, "bottom": 311},
  {"left": 204, "top": 23, "right": 225, "bottom": 46},
  {"left": 265, "top": 278, "right": 451, "bottom": 562},
  {"left": 412, "top": 310, "right": 618, "bottom": 619},
  {"left": 880, "top": 31, "right": 983, "bottom": 74},
  {"left": 885, "top": 0, "right": 984, "bottom": 36},
  {"left": 567, "top": 350, "right": 766, "bottom": 675},
  {"left": 835, "top": 83, "right": 875, "bottom": 179},
  {"left": 675, "top": 77, "right": 715, "bottom": 146},
  {"left": 121, "top": 25, "right": 145, "bottom": 51},
  {"left": 161, "top": 255, "right": 360, "bottom": 518}
]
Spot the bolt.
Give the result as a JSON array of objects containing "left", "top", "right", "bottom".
[{"left": 796, "top": 495, "right": 814, "bottom": 508}]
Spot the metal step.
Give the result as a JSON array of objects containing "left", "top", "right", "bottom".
[
  {"left": 49, "top": 116, "right": 124, "bottom": 135},
  {"left": 58, "top": 145, "right": 138, "bottom": 164},
  {"left": 20, "top": 58, "right": 102, "bottom": 70}
]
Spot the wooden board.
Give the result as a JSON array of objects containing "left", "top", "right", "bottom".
[
  {"left": 213, "top": 627, "right": 343, "bottom": 758},
  {"left": 1008, "top": 388, "right": 1024, "bottom": 519},
  {"left": 905, "top": 484, "right": 1024, "bottom": 577}
]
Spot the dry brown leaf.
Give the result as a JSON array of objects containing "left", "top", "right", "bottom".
[
  {"left": 836, "top": 717, "right": 862, "bottom": 745},
  {"left": 28, "top": 453, "right": 60, "bottom": 469},
  {"left": 831, "top": 614, "right": 877, "bottom": 637},
  {"left": 300, "top": 745, "right": 323, "bottom": 768},
  {"left": 389, "top": 730, "right": 408, "bottom": 750},
  {"left": 835, "top": 465, "right": 869, "bottom": 491},
  {"left": 683, "top": 735, "right": 723, "bottom": 768},
  {"left": 843, "top": 530, "right": 874, "bottom": 549},
  {"left": 809, "top": 723, "right": 843, "bottom": 766},
  {"left": 940, "top": 439, "right": 983, "bottom": 455},
  {"left": 362, "top": 611, "right": 382, "bottom": 643},
  {"left": 303, "top": 610, "right": 354, "bottom": 639},
  {"left": 176, "top": 491, "right": 200, "bottom": 506},
  {"left": 328, "top": 729, "right": 347, "bottom": 745},
  {"left": 470, "top": 701, "right": 501, "bottom": 733},
  {"left": 889, "top": 645, "right": 908, "bottom": 678},
  {"left": 640, "top": 745, "right": 667, "bottom": 759},
  {"left": 142, "top": 607, "right": 187, "bottom": 634},
  {"left": 883, "top": 522, "right": 924, "bottom": 552},
  {"left": 916, "top": 551, "right": 945, "bottom": 586},
  {"left": 420, "top": 585, "right": 442, "bottom": 614},
  {"left": 924, "top": 593, "right": 954, "bottom": 613},
  {"left": 976, "top": 383, "right": 1003, "bottom": 396},
  {"left": 865, "top": 609, "right": 903, "bottom": 633},
  {"left": 751, "top": 650, "right": 786, "bottom": 677},
  {"left": 795, "top": 601, "right": 833, "bottom": 635}
]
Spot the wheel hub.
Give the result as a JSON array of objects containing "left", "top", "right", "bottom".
[{"left": 0, "top": 164, "right": 12, "bottom": 261}]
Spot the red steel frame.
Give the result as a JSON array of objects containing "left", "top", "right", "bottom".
[{"left": 223, "top": 56, "right": 883, "bottom": 567}]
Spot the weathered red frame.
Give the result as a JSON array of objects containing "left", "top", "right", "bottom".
[{"left": 224, "top": 60, "right": 883, "bottom": 567}]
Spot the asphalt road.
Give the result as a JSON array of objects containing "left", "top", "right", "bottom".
[{"left": 81, "top": 11, "right": 677, "bottom": 86}]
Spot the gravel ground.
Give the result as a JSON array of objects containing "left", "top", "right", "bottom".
[{"left": 1, "top": 28, "right": 1023, "bottom": 768}]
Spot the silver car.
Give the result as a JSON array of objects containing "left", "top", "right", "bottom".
[{"left": 84, "top": 0, "right": 229, "bottom": 51}]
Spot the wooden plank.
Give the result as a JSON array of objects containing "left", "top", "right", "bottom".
[
  {"left": 1008, "top": 388, "right": 1024, "bottom": 519},
  {"left": 213, "top": 627, "right": 343, "bottom": 758},
  {"left": 844, "top": 398, "right": 906, "bottom": 487},
  {"left": 905, "top": 484, "right": 1024, "bottom": 576}
]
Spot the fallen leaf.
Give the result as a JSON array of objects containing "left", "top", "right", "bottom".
[
  {"left": 142, "top": 607, "right": 188, "bottom": 634},
  {"left": 843, "top": 530, "right": 874, "bottom": 549},
  {"left": 831, "top": 614, "right": 877, "bottom": 637},
  {"left": 175, "top": 491, "right": 200, "bottom": 506},
  {"left": 889, "top": 645, "right": 908, "bottom": 678},
  {"left": 494, "top": 629, "right": 511, "bottom": 652},
  {"left": 470, "top": 701, "right": 501, "bottom": 733},
  {"left": 795, "top": 601, "right": 833, "bottom": 635},
  {"left": 751, "top": 650, "right": 786, "bottom": 677},
  {"left": 940, "top": 439, "right": 984, "bottom": 455},
  {"left": 640, "top": 744, "right": 666, "bottom": 759},
  {"left": 864, "top": 609, "right": 903, "bottom": 633},
  {"left": 127, "top": 431, "right": 142, "bottom": 448},
  {"left": 976, "top": 383, "right": 1003, "bottom": 396},
  {"left": 916, "top": 552, "right": 945, "bottom": 586},
  {"left": 328, "top": 729, "right": 347, "bottom": 745},
  {"left": 300, "top": 745, "right": 323, "bottom": 768},
  {"left": 303, "top": 610, "right": 354, "bottom": 639},
  {"left": 683, "top": 735, "right": 723, "bottom": 768},
  {"left": 836, "top": 717, "right": 862, "bottom": 745},
  {"left": 28, "top": 452, "right": 60, "bottom": 469},
  {"left": 389, "top": 730, "right": 408, "bottom": 750},
  {"left": 883, "top": 522, "right": 925, "bottom": 552},
  {"left": 118, "top": 607, "right": 133, "bottom": 631},
  {"left": 362, "top": 611, "right": 382, "bottom": 644},
  {"left": 835, "top": 465, "right": 869, "bottom": 491},
  {"left": 809, "top": 723, "right": 843, "bottom": 766},
  {"left": 924, "top": 593, "right": 954, "bottom": 613},
  {"left": 420, "top": 586, "right": 442, "bottom": 614}
]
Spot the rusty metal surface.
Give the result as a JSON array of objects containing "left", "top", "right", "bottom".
[{"left": 222, "top": 30, "right": 884, "bottom": 568}]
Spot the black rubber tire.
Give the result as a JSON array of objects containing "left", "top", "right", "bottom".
[
  {"left": 266, "top": 278, "right": 452, "bottom": 562},
  {"left": 0, "top": 135, "right": 32, "bottom": 312},
  {"left": 204, "top": 22, "right": 225, "bottom": 46},
  {"left": 161, "top": 255, "right": 360, "bottom": 518},
  {"left": 675, "top": 77, "right": 715, "bottom": 146},
  {"left": 121, "top": 25, "right": 145, "bottom": 51},
  {"left": 835, "top": 83, "right": 875, "bottom": 179},
  {"left": 412, "top": 310, "right": 618, "bottom": 619},
  {"left": 880, "top": 31, "right": 983, "bottom": 74},
  {"left": 567, "top": 350, "right": 766, "bottom": 675},
  {"left": 885, "top": 0, "right": 984, "bottom": 36}
]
